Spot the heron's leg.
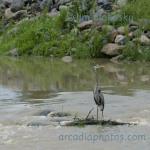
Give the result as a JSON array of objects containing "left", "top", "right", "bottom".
[
  {"left": 102, "top": 111, "right": 104, "bottom": 120},
  {"left": 97, "top": 106, "right": 98, "bottom": 121}
]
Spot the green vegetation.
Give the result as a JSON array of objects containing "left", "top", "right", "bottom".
[
  {"left": 0, "top": 0, "right": 149, "bottom": 61},
  {"left": 122, "top": 0, "right": 150, "bottom": 20},
  {"left": 0, "top": 7, "right": 105, "bottom": 58},
  {"left": 123, "top": 43, "right": 150, "bottom": 61}
]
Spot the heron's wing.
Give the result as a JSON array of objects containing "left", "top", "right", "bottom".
[{"left": 94, "top": 93, "right": 104, "bottom": 111}]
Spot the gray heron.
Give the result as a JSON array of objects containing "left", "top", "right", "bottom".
[{"left": 93, "top": 65, "right": 105, "bottom": 121}]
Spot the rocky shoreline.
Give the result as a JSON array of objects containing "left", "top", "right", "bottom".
[{"left": 0, "top": 0, "right": 150, "bottom": 61}]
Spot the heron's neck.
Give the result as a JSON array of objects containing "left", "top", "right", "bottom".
[{"left": 95, "top": 70, "right": 99, "bottom": 86}]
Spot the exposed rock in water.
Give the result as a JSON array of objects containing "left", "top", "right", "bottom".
[
  {"left": 35, "top": 110, "right": 53, "bottom": 116},
  {"left": 101, "top": 43, "right": 124, "bottom": 56},
  {"left": 60, "top": 119, "right": 136, "bottom": 126},
  {"left": 140, "top": 75, "right": 150, "bottom": 82},
  {"left": 6, "top": 48, "right": 19, "bottom": 57},
  {"left": 49, "top": 112, "right": 71, "bottom": 117},
  {"left": 111, "top": 54, "right": 123, "bottom": 63},
  {"left": 62, "top": 56, "right": 73, "bottom": 63}
]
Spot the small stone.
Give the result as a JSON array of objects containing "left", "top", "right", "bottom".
[
  {"left": 62, "top": 56, "right": 73, "bottom": 63},
  {"left": 111, "top": 55, "right": 123, "bottom": 63},
  {"left": 144, "top": 30, "right": 150, "bottom": 38},
  {"left": 78, "top": 20, "right": 93, "bottom": 31},
  {"left": 101, "top": 43, "right": 124, "bottom": 56},
  {"left": 7, "top": 48, "right": 19, "bottom": 57},
  {"left": 115, "top": 34, "right": 126, "bottom": 45},
  {"left": 140, "top": 35, "right": 150, "bottom": 45},
  {"left": 140, "top": 75, "right": 149, "bottom": 82},
  {"left": 129, "top": 21, "right": 139, "bottom": 31}
]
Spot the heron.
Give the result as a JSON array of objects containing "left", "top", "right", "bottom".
[{"left": 93, "top": 65, "right": 105, "bottom": 121}]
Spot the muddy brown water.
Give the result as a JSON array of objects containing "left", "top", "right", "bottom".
[{"left": 0, "top": 57, "right": 150, "bottom": 150}]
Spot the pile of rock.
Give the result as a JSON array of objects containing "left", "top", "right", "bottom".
[{"left": 0, "top": 0, "right": 73, "bottom": 20}]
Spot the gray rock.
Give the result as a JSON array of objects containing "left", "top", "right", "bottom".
[
  {"left": 115, "top": 34, "right": 126, "bottom": 45},
  {"left": 97, "top": 0, "right": 112, "bottom": 10},
  {"left": 49, "top": 112, "right": 71, "bottom": 117},
  {"left": 39, "top": 0, "right": 53, "bottom": 10},
  {"left": 4, "top": 8, "right": 14, "bottom": 19},
  {"left": 35, "top": 110, "right": 53, "bottom": 116},
  {"left": 62, "top": 56, "right": 73, "bottom": 63},
  {"left": 117, "top": 0, "right": 128, "bottom": 7},
  {"left": 48, "top": 8, "right": 59, "bottom": 17},
  {"left": 94, "top": 8, "right": 107, "bottom": 22},
  {"left": 5, "top": 8, "right": 27, "bottom": 20},
  {"left": 78, "top": 20, "right": 93, "bottom": 31},
  {"left": 140, "top": 35, "right": 150, "bottom": 46},
  {"left": 111, "top": 55, "right": 123, "bottom": 63},
  {"left": 140, "top": 75, "right": 149, "bottom": 82},
  {"left": 2, "top": 0, "right": 13, "bottom": 8},
  {"left": 144, "top": 30, "right": 150, "bottom": 39},
  {"left": 101, "top": 43, "right": 124, "bottom": 56},
  {"left": 7, "top": 48, "right": 19, "bottom": 57},
  {"left": 97, "top": 0, "right": 109, "bottom": 5},
  {"left": 11, "top": 0, "right": 24, "bottom": 12},
  {"left": 129, "top": 21, "right": 139, "bottom": 31}
]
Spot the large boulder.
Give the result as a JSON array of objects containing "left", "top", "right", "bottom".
[
  {"left": 101, "top": 43, "right": 124, "bottom": 56},
  {"left": 4, "top": 8, "right": 14, "bottom": 19},
  {"left": 5, "top": 8, "right": 27, "bottom": 20},
  {"left": 11, "top": 0, "right": 24, "bottom": 12}
]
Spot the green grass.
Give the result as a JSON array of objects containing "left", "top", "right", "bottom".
[
  {"left": 0, "top": 7, "right": 104, "bottom": 58},
  {"left": 122, "top": 0, "right": 150, "bottom": 20},
  {"left": 0, "top": 0, "right": 150, "bottom": 61},
  {"left": 123, "top": 42, "right": 150, "bottom": 61}
]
